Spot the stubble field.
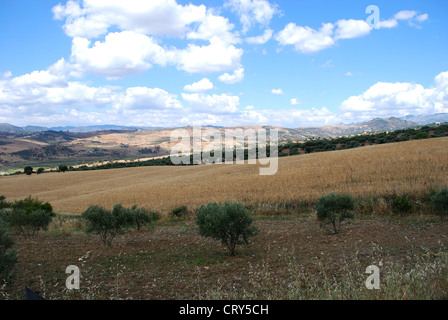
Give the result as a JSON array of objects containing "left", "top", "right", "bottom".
[{"left": 1, "top": 137, "right": 447, "bottom": 215}]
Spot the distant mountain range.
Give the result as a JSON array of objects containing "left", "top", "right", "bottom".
[
  {"left": 0, "top": 124, "right": 163, "bottom": 134},
  {"left": 0, "top": 113, "right": 447, "bottom": 136},
  {"left": 400, "top": 113, "right": 448, "bottom": 125}
]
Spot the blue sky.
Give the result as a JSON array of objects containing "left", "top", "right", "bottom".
[{"left": 0, "top": 0, "right": 447, "bottom": 128}]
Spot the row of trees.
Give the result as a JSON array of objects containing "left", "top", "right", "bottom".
[
  {"left": 279, "top": 123, "right": 448, "bottom": 156},
  {"left": 0, "top": 196, "right": 162, "bottom": 291},
  {"left": 22, "top": 165, "right": 68, "bottom": 175},
  {"left": 81, "top": 186, "right": 448, "bottom": 255},
  {"left": 82, "top": 204, "right": 160, "bottom": 246},
  {"left": 2, "top": 187, "right": 447, "bottom": 291}
]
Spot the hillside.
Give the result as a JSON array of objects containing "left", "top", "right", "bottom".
[
  {"left": 0, "top": 116, "right": 428, "bottom": 172},
  {"left": 294, "top": 117, "right": 418, "bottom": 138},
  {"left": 1, "top": 137, "right": 447, "bottom": 214}
]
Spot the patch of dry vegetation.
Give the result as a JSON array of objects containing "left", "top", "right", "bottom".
[{"left": 0, "top": 138, "right": 447, "bottom": 215}]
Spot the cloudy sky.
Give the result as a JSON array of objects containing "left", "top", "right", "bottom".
[{"left": 0, "top": 0, "right": 447, "bottom": 128}]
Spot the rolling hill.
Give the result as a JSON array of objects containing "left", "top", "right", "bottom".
[{"left": 0, "top": 116, "right": 442, "bottom": 172}]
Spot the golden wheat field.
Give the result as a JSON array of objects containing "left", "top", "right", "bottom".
[{"left": 0, "top": 137, "right": 447, "bottom": 214}]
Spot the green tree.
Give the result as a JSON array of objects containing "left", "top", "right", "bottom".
[
  {"left": 196, "top": 202, "right": 259, "bottom": 256},
  {"left": 58, "top": 165, "right": 69, "bottom": 173},
  {"left": 13, "top": 196, "right": 53, "bottom": 214},
  {"left": 130, "top": 205, "right": 159, "bottom": 231},
  {"left": 316, "top": 193, "right": 355, "bottom": 234},
  {"left": 432, "top": 187, "right": 448, "bottom": 220},
  {"left": 82, "top": 204, "right": 134, "bottom": 246},
  {"left": 0, "top": 218, "right": 17, "bottom": 290},
  {"left": 8, "top": 208, "right": 53, "bottom": 239},
  {"left": 36, "top": 168, "right": 45, "bottom": 174},
  {"left": 0, "top": 196, "right": 9, "bottom": 209},
  {"left": 24, "top": 166, "right": 33, "bottom": 175}
]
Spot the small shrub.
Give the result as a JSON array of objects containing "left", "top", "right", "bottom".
[
  {"left": 8, "top": 208, "right": 53, "bottom": 239},
  {"left": 393, "top": 196, "right": 413, "bottom": 214},
  {"left": 0, "top": 219, "right": 17, "bottom": 289},
  {"left": 316, "top": 193, "right": 355, "bottom": 234},
  {"left": 196, "top": 202, "right": 259, "bottom": 256},
  {"left": 432, "top": 187, "right": 448, "bottom": 220},
  {"left": 0, "top": 196, "right": 10, "bottom": 210},
  {"left": 82, "top": 204, "right": 134, "bottom": 246},
  {"left": 36, "top": 168, "right": 45, "bottom": 174},
  {"left": 130, "top": 205, "right": 160, "bottom": 231},
  {"left": 171, "top": 205, "right": 188, "bottom": 218}
]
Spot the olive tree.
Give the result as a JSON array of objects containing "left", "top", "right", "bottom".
[
  {"left": 82, "top": 204, "right": 134, "bottom": 246},
  {"left": 0, "top": 217, "right": 17, "bottom": 289},
  {"left": 316, "top": 193, "right": 355, "bottom": 234},
  {"left": 432, "top": 187, "right": 448, "bottom": 220},
  {"left": 196, "top": 202, "right": 258, "bottom": 256}
]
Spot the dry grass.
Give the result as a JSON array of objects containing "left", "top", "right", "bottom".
[{"left": 0, "top": 137, "right": 447, "bottom": 215}]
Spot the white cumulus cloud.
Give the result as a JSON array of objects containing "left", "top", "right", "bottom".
[
  {"left": 70, "top": 31, "right": 173, "bottom": 79},
  {"left": 271, "top": 88, "right": 284, "bottom": 95},
  {"left": 182, "top": 92, "right": 240, "bottom": 114},
  {"left": 276, "top": 10, "right": 429, "bottom": 54},
  {"left": 246, "top": 28, "right": 273, "bottom": 44},
  {"left": 175, "top": 37, "right": 243, "bottom": 74},
  {"left": 183, "top": 78, "right": 214, "bottom": 92},
  {"left": 218, "top": 68, "right": 245, "bottom": 84},
  {"left": 53, "top": 0, "right": 207, "bottom": 38},
  {"left": 340, "top": 71, "right": 448, "bottom": 119},
  {"left": 334, "top": 19, "right": 371, "bottom": 40},
  {"left": 226, "top": 0, "right": 279, "bottom": 33},
  {"left": 275, "top": 22, "right": 335, "bottom": 54}
]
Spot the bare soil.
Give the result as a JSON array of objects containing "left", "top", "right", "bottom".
[{"left": 5, "top": 214, "right": 448, "bottom": 300}]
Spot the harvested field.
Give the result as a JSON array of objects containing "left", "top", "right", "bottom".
[{"left": 0, "top": 137, "right": 447, "bottom": 215}]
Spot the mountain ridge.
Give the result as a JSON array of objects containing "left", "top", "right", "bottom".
[{"left": 3, "top": 114, "right": 444, "bottom": 135}]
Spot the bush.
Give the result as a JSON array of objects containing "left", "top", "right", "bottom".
[
  {"left": 12, "top": 196, "right": 53, "bottom": 215},
  {"left": 8, "top": 208, "right": 53, "bottom": 239},
  {"left": 413, "top": 132, "right": 430, "bottom": 140},
  {"left": 36, "top": 168, "right": 45, "bottom": 174},
  {"left": 0, "top": 196, "right": 10, "bottom": 210},
  {"left": 24, "top": 166, "right": 33, "bottom": 175},
  {"left": 82, "top": 204, "right": 134, "bottom": 246},
  {"left": 171, "top": 205, "right": 188, "bottom": 218},
  {"left": 130, "top": 205, "right": 160, "bottom": 231},
  {"left": 58, "top": 165, "right": 69, "bottom": 173},
  {"left": 196, "top": 202, "right": 259, "bottom": 256},
  {"left": 432, "top": 187, "right": 448, "bottom": 220},
  {"left": 316, "top": 193, "right": 355, "bottom": 234},
  {"left": 393, "top": 196, "right": 413, "bottom": 214},
  {"left": 0, "top": 219, "right": 17, "bottom": 290}
]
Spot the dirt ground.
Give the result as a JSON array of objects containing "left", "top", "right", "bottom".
[{"left": 4, "top": 214, "right": 448, "bottom": 300}]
